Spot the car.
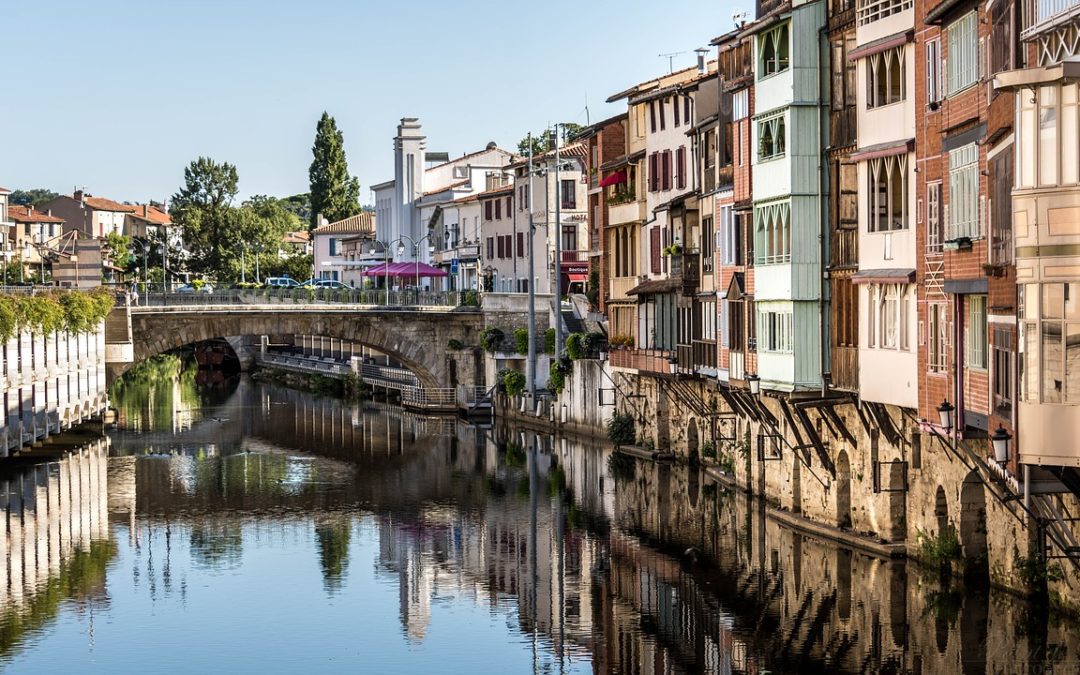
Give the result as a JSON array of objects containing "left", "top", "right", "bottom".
[
  {"left": 176, "top": 283, "right": 214, "bottom": 294},
  {"left": 310, "top": 279, "right": 352, "bottom": 290},
  {"left": 265, "top": 276, "right": 302, "bottom": 288}
]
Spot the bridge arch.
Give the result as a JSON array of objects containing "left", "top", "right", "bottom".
[{"left": 116, "top": 308, "right": 484, "bottom": 389}]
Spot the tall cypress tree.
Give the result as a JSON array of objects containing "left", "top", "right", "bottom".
[{"left": 308, "top": 112, "right": 361, "bottom": 230}]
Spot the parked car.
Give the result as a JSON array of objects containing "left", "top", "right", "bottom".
[
  {"left": 176, "top": 283, "right": 214, "bottom": 294},
  {"left": 265, "top": 276, "right": 302, "bottom": 288},
  {"left": 309, "top": 279, "right": 352, "bottom": 290}
]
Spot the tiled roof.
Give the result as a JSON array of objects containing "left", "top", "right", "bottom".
[
  {"left": 0, "top": 187, "right": 10, "bottom": 194},
  {"left": 283, "top": 230, "right": 311, "bottom": 244},
  {"left": 7, "top": 205, "right": 65, "bottom": 224},
  {"left": 476, "top": 184, "right": 513, "bottom": 199},
  {"left": 314, "top": 212, "right": 375, "bottom": 235},
  {"left": 421, "top": 179, "right": 471, "bottom": 197},
  {"left": 83, "top": 195, "right": 137, "bottom": 212},
  {"left": 127, "top": 204, "right": 171, "bottom": 225}
]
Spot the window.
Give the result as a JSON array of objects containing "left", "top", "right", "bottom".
[
  {"left": 649, "top": 153, "right": 659, "bottom": 192},
  {"left": 486, "top": 237, "right": 494, "bottom": 259},
  {"left": 484, "top": 201, "right": 493, "bottom": 220},
  {"left": 867, "top": 154, "right": 908, "bottom": 232},
  {"left": 990, "top": 0, "right": 1017, "bottom": 76},
  {"left": 755, "top": 201, "right": 791, "bottom": 264},
  {"left": 720, "top": 205, "right": 741, "bottom": 265},
  {"left": 758, "top": 24, "right": 790, "bottom": 78},
  {"left": 561, "top": 225, "right": 577, "bottom": 253},
  {"left": 759, "top": 310, "right": 793, "bottom": 352},
  {"left": 674, "top": 96, "right": 681, "bottom": 126},
  {"left": 329, "top": 238, "right": 339, "bottom": 256},
  {"left": 650, "top": 227, "right": 661, "bottom": 274},
  {"left": 517, "top": 232, "right": 524, "bottom": 257},
  {"left": 701, "top": 215, "right": 714, "bottom": 273},
  {"left": 866, "top": 47, "right": 906, "bottom": 108},
  {"left": 948, "top": 143, "right": 980, "bottom": 239},
  {"left": 990, "top": 150, "right": 1014, "bottom": 265},
  {"left": 926, "top": 39, "right": 942, "bottom": 105},
  {"left": 659, "top": 100, "right": 666, "bottom": 131},
  {"left": 857, "top": 0, "right": 913, "bottom": 25},
  {"left": 650, "top": 102, "right": 657, "bottom": 133},
  {"left": 946, "top": 12, "right": 978, "bottom": 95},
  {"left": 966, "top": 295, "right": 988, "bottom": 370},
  {"left": 494, "top": 198, "right": 501, "bottom": 220},
  {"left": 675, "top": 147, "right": 687, "bottom": 190},
  {"left": 872, "top": 284, "right": 909, "bottom": 349},
  {"left": 733, "top": 90, "right": 749, "bottom": 120},
  {"left": 684, "top": 97, "right": 692, "bottom": 124},
  {"left": 928, "top": 302, "right": 948, "bottom": 373},
  {"left": 662, "top": 151, "right": 673, "bottom": 191},
  {"left": 507, "top": 195, "right": 513, "bottom": 214},
  {"left": 561, "top": 179, "right": 576, "bottom": 209},
  {"left": 757, "top": 113, "right": 786, "bottom": 160},
  {"left": 926, "top": 181, "right": 942, "bottom": 253},
  {"left": 1023, "top": 283, "right": 1080, "bottom": 403},
  {"left": 993, "top": 327, "right": 1014, "bottom": 415}
]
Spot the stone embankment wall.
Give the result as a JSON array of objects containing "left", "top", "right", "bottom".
[{"left": 0, "top": 325, "right": 109, "bottom": 456}]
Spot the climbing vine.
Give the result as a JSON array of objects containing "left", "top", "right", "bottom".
[{"left": 0, "top": 289, "right": 115, "bottom": 343}]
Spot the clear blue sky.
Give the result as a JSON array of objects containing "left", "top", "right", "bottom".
[{"left": 1, "top": 0, "right": 733, "bottom": 205}]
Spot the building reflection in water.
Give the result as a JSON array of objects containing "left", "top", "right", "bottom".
[
  {"left": 0, "top": 438, "right": 114, "bottom": 659},
  {"left": 1, "top": 374, "right": 1076, "bottom": 673}
]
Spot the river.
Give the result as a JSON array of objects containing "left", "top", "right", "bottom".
[{"left": 0, "top": 366, "right": 1076, "bottom": 673}]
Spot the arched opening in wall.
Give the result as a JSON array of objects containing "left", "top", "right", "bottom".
[
  {"left": 889, "top": 461, "right": 907, "bottom": 542},
  {"left": 836, "top": 450, "right": 852, "bottom": 529},
  {"left": 655, "top": 384, "right": 670, "bottom": 450},
  {"left": 959, "top": 472, "right": 989, "bottom": 582},
  {"left": 934, "top": 485, "right": 949, "bottom": 537},
  {"left": 687, "top": 418, "right": 699, "bottom": 465},
  {"left": 836, "top": 546, "right": 852, "bottom": 620}
]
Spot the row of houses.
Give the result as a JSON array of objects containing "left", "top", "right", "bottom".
[{"left": 307, "top": 0, "right": 1080, "bottom": 582}]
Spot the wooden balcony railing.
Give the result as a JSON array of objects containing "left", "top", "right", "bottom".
[
  {"left": 561, "top": 250, "right": 588, "bottom": 263},
  {"left": 609, "top": 276, "right": 638, "bottom": 299},
  {"left": 609, "top": 348, "right": 673, "bottom": 374},
  {"left": 830, "top": 345, "right": 858, "bottom": 391},
  {"left": 830, "top": 107, "right": 856, "bottom": 149},
  {"left": 693, "top": 339, "right": 717, "bottom": 369}
]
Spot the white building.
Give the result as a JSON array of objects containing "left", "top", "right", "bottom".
[
  {"left": 372, "top": 117, "right": 514, "bottom": 272},
  {"left": 313, "top": 212, "right": 375, "bottom": 286}
]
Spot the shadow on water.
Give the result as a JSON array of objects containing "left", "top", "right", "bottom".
[{"left": 0, "top": 368, "right": 1076, "bottom": 673}]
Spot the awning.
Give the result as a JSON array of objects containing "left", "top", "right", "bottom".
[
  {"left": 851, "top": 268, "right": 916, "bottom": 284},
  {"left": 598, "top": 171, "right": 627, "bottom": 188},
  {"left": 566, "top": 273, "right": 589, "bottom": 282},
  {"left": 850, "top": 138, "right": 914, "bottom": 162},
  {"left": 724, "top": 272, "right": 746, "bottom": 300},
  {"left": 848, "top": 30, "right": 913, "bottom": 61},
  {"left": 995, "top": 56, "right": 1080, "bottom": 91},
  {"left": 361, "top": 262, "right": 449, "bottom": 278},
  {"left": 627, "top": 278, "right": 681, "bottom": 295}
]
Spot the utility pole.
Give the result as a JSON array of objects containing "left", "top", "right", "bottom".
[
  {"left": 526, "top": 133, "right": 537, "bottom": 405},
  {"left": 552, "top": 125, "right": 563, "bottom": 361}
]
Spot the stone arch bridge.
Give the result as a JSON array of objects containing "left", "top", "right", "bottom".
[{"left": 105, "top": 303, "right": 486, "bottom": 389}]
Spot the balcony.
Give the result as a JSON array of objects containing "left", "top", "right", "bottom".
[
  {"left": 560, "top": 250, "right": 588, "bottom": 263},
  {"left": 1025, "top": 0, "right": 1080, "bottom": 33},
  {"left": 677, "top": 339, "right": 718, "bottom": 373},
  {"left": 609, "top": 199, "right": 645, "bottom": 226},
  {"left": 670, "top": 253, "right": 700, "bottom": 295},
  {"left": 830, "top": 345, "right": 859, "bottom": 391},
  {"left": 718, "top": 165, "right": 734, "bottom": 190},
  {"left": 609, "top": 348, "right": 674, "bottom": 375},
  {"left": 830, "top": 107, "right": 857, "bottom": 150},
  {"left": 609, "top": 276, "right": 638, "bottom": 300},
  {"left": 433, "top": 243, "right": 480, "bottom": 265}
]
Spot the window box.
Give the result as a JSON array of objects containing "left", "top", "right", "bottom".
[{"left": 942, "top": 237, "right": 973, "bottom": 251}]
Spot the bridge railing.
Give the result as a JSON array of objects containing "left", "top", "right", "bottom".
[{"left": 136, "top": 288, "right": 474, "bottom": 309}]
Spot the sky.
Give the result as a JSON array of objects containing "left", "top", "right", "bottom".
[{"left": 0, "top": 0, "right": 732, "bottom": 205}]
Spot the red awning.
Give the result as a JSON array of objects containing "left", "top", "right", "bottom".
[
  {"left": 598, "top": 171, "right": 627, "bottom": 188},
  {"left": 567, "top": 273, "right": 589, "bottom": 282},
  {"left": 847, "top": 30, "right": 913, "bottom": 61},
  {"left": 851, "top": 268, "right": 916, "bottom": 284}
]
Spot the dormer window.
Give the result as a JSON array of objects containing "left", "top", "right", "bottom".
[{"left": 758, "top": 24, "right": 790, "bottom": 78}]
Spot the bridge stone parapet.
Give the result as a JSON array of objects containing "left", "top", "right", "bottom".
[{"left": 110, "top": 304, "right": 485, "bottom": 389}]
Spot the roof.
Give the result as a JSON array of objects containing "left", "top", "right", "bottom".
[
  {"left": 627, "top": 278, "right": 681, "bottom": 295},
  {"left": 507, "top": 141, "right": 588, "bottom": 169},
  {"left": 283, "top": 230, "right": 311, "bottom": 244},
  {"left": 607, "top": 63, "right": 714, "bottom": 104},
  {"left": 82, "top": 195, "right": 137, "bottom": 212},
  {"left": 476, "top": 184, "right": 513, "bottom": 199},
  {"left": 0, "top": 187, "right": 9, "bottom": 194},
  {"left": 426, "top": 146, "right": 516, "bottom": 172},
  {"left": 314, "top": 212, "right": 376, "bottom": 235},
  {"left": 7, "top": 205, "right": 65, "bottom": 224},
  {"left": 126, "top": 204, "right": 171, "bottom": 225},
  {"left": 421, "top": 178, "right": 471, "bottom": 197},
  {"left": 576, "top": 112, "right": 629, "bottom": 140},
  {"left": 851, "top": 268, "right": 916, "bottom": 284}
]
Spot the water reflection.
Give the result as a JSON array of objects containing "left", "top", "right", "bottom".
[{"left": 0, "top": 373, "right": 1076, "bottom": 673}]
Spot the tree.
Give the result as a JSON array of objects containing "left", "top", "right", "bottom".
[
  {"left": 308, "top": 112, "right": 360, "bottom": 230},
  {"left": 516, "top": 123, "right": 586, "bottom": 156},
  {"left": 10, "top": 189, "right": 59, "bottom": 207},
  {"left": 170, "top": 157, "right": 239, "bottom": 281}
]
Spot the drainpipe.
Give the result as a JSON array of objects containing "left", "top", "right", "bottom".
[{"left": 818, "top": 25, "right": 830, "bottom": 398}]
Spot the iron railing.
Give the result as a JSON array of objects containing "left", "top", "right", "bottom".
[{"left": 135, "top": 288, "right": 471, "bottom": 309}]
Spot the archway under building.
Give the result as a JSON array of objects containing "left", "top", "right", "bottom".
[
  {"left": 687, "top": 418, "right": 699, "bottom": 464},
  {"left": 836, "top": 450, "right": 852, "bottom": 529},
  {"left": 959, "top": 471, "right": 989, "bottom": 581}
]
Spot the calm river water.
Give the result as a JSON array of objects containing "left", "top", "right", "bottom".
[{"left": 0, "top": 370, "right": 1077, "bottom": 674}]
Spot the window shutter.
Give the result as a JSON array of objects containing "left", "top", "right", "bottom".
[
  {"left": 650, "top": 227, "right": 661, "bottom": 273},
  {"left": 649, "top": 153, "right": 658, "bottom": 191},
  {"left": 517, "top": 232, "right": 524, "bottom": 257}
]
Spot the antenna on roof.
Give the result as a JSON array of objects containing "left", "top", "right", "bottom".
[{"left": 659, "top": 51, "right": 686, "bottom": 74}]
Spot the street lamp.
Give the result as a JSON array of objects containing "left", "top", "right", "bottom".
[
  {"left": 396, "top": 233, "right": 434, "bottom": 298},
  {"left": 668, "top": 355, "right": 678, "bottom": 375},
  {"left": 991, "top": 425, "right": 1012, "bottom": 464},
  {"left": 937, "top": 399, "right": 955, "bottom": 431},
  {"left": 747, "top": 373, "right": 761, "bottom": 397},
  {"left": 130, "top": 239, "right": 150, "bottom": 289}
]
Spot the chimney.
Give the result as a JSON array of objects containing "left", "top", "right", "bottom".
[
  {"left": 73, "top": 188, "right": 84, "bottom": 203},
  {"left": 695, "top": 48, "right": 708, "bottom": 74}
]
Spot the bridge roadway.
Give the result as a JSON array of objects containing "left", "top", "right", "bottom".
[{"left": 107, "top": 290, "right": 485, "bottom": 390}]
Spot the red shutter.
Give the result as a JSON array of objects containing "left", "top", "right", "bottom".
[
  {"left": 650, "top": 102, "right": 657, "bottom": 132},
  {"left": 485, "top": 201, "right": 492, "bottom": 220},
  {"left": 517, "top": 232, "right": 524, "bottom": 257},
  {"left": 649, "top": 153, "right": 657, "bottom": 192},
  {"left": 662, "top": 151, "right": 672, "bottom": 191},
  {"left": 495, "top": 199, "right": 501, "bottom": 220},
  {"left": 677, "top": 147, "right": 686, "bottom": 189},
  {"left": 673, "top": 97, "right": 680, "bottom": 126},
  {"left": 650, "top": 227, "right": 661, "bottom": 274}
]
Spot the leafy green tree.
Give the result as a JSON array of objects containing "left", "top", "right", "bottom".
[
  {"left": 170, "top": 157, "right": 239, "bottom": 280},
  {"left": 308, "top": 112, "right": 360, "bottom": 230},
  {"left": 103, "top": 232, "right": 133, "bottom": 271},
  {"left": 315, "top": 517, "right": 352, "bottom": 592},
  {"left": 9, "top": 188, "right": 59, "bottom": 207},
  {"left": 516, "top": 123, "right": 586, "bottom": 156},
  {"left": 260, "top": 254, "right": 313, "bottom": 281}
]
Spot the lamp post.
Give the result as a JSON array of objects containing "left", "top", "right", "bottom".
[
  {"left": 747, "top": 373, "right": 761, "bottom": 397},
  {"left": 254, "top": 243, "right": 265, "bottom": 284},
  {"left": 936, "top": 399, "right": 955, "bottom": 431},
  {"left": 991, "top": 425, "right": 1012, "bottom": 464},
  {"left": 370, "top": 238, "right": 405, "bottom": 305},
  {"left": 130, "top": 239, "right": 150, "bottom": 289},
  {"left": 396, "top": 232, "right": 433, "bottom": 302}
]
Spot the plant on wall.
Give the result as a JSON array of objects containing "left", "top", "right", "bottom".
[
  {"left": 514, "top": 328, "right": 530, "bottom": 354},
  {"left": 502, "top": 369, "right": 526, "bottom": 397},
  {"left": 480, "top": 327, "right": 505, "bottom": 354},
  {"left": 606, "top": 412, "right": 635, "bottom": 446},
  {"left": 0, "top": 289, "right": 115, "bottom": 343}
]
